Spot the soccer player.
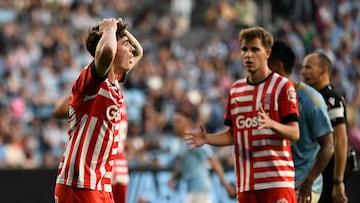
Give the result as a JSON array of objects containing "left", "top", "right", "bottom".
[
  {"left": 268, "top": 41, "right": 334, "bottom": 203},
  {"left": 52, "top": 92, "right": 129, "bottom": 203},
  {"left": 185, "top": 26, "right": 300, "bottom": 202},
  {"left": 54, "top": 18, "right": 143, "bottom": 203},
  {"left": 302, "top": 52, "right": 349, "bottom": 203},
  {"left": 168, "top": 103, "right": 236, "bottom": 203}
]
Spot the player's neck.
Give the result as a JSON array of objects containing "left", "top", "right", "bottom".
[
  {"left": 249, "top": 67, "right": 272, "bottom": 84},
  {"left": 314, "top": 78, "right": 329, "bottom": 91}
]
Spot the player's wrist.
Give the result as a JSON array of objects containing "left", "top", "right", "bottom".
[{"left": 333, "top": 178, "right": 343, "bottom": 185}]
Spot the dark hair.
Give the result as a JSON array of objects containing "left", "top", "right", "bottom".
[
  {"left": 85, "top": 21, "right": 128, "bottom": 57},
  {"left": 239, "top": 26, "right": 273, "bottom": 49},
  {"left": 269, "top": 40, "right": 296, "bottom": 74}
]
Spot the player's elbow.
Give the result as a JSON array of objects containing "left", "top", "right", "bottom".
[
  {"left": 292, "top": 131, "right": 300, "bottom": 142},
  {"left": 290, "top": 123, "right": 300, "bottom": 141},
  {"left": 327, "top": 141, "right": 335, "bottom": 157}
]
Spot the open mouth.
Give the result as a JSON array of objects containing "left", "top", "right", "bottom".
[{"left": 245, "top": 61, "right": 253, "bottom": 66}]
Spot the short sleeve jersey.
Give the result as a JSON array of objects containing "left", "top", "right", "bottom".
[
  {"left": 291, "top": 82, "right": 333, "bottom": 193},
  {"left": 224, "top": 72, "right": 299, "bottom": 193},
  {"left": 56, "top": 63, "right": 124, "bottom": 192}
]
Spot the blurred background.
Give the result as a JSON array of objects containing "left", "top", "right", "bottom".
[{"left": 0, "top": 0, "right": 360, "bottom": 202}]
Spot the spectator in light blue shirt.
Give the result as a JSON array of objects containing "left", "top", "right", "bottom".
[{"left": 168, "top": 101, "right": 235, "bottom": 203}]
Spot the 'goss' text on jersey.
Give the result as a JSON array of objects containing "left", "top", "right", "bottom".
[{"left": 235, "top": 114, "right": 268, "bottom": 129}]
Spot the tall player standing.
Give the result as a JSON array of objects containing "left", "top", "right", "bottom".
[
  {"left": 302, "top": 52, "right": 349, "bottom": 203},
  {"left": 54, "top": 18, "right": 143, "bottom": 203},
  {"left": 185, "top": 26, "right": 300, "bottom": 203}
]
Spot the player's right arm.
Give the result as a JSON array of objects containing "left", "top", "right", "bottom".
[
  {"left": 185, "top": 125, "right": 234, "bottom": 149},
  {"left": 94, "top": 18, "right": 118, "bottom": 77},
  {"left": 209, "top": 155, "right": 236, "bottom": 197},
  {"left": 298, "top": 132, "right": 334, "bottom": 202},
  {"left": 53, "top": 96, "right": 70, "bottom": 118}
]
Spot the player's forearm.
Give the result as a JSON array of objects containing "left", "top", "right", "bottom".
[
  {"left": 95, "top": 26, "right": 117, "bottom": 77},
  {"left": 271, "top": 121, "right": 299, "bottom": 141},
  {"left": 333, "top": 124, "right": 348, "bottom": 181},
  {"left": 125, "top": 30, "right": 143, "bottom": 68},
  {"left": 306, "top": 133, "right": 334, "bottom": 182},
  {"left": 206, "top": 127, "right": 234, "bottom": 146},
  {"left": 210, "top": 157, "right": 228, "bottom": 185},
  {"left": 53, "top": 96, "right": 70, "bottom": 118}
]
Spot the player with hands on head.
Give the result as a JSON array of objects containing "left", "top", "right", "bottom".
[
  {"left": 54, "top": 17, "right": 143, "bottom": 203},
  {"left": 268, "top": 40, "right": 334, "bottom": 203},
  {"left": 185, "top": 26, "right": 300, "bottom": 203}
]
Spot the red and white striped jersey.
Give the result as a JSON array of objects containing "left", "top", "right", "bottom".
[
  {"left": 112, "top": 101, "right": 129, "bottom": 185},
  {"left": 225, "top": 72, "right": 299, "bottom": 193},
  {"left": 56, "top": 63, "right": 124, "bottom": 192}
]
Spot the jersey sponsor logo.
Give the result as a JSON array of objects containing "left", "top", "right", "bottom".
[
  {"left": 236, "top": 115, "right": 260, "bottom": 128},
  {"left": 287, "top": 86, "right": 297, "bottom": 103},
  {"left": 106, "top": 104, "right": 121, "bottom": 121}
]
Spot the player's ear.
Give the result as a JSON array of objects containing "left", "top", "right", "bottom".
[{"left": 266, "top": 48, "right": 272, "bottom": 57}]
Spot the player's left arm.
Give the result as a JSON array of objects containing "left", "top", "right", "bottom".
[
  {"left": 299, "top": 132, "right": 334, "bottom": 193},
  {"left": 333, "top": 123, "right": 348, "bottom": 184},
  {"left": 258, "top": 104, "right": 299, "bottom": 141},
  {"left": 330, "top": 97, "right": 348, "bottom": 185},
  {"left": 124, "top": 30, "right": 143, "bottom": 69},
  {"left": 53, "top": 95, "right": 70, "bottom": 118},
  {"left": 259, "top": 82, "right": 300, "bottom": 141},
  {"left": 328, "top": 96, "right": 348, "bottom": 201}
]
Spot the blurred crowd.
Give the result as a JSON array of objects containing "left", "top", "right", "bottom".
[{"left": 0, "top": 0, "right": 360, "bottom": 170}]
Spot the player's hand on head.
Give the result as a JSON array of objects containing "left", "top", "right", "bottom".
[{"left": 99, "top": 18, "right": 118, "bottom": 32}]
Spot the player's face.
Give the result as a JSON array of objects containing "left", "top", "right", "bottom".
[
  {"left": 301, "top": 54, "right": 323, "bottom": 88},
  {"left": 113, "top": 36, "right": 135, "bottom": 74},
  {"left": 240, "top": 38, "right": 270, "bottom": 74}
]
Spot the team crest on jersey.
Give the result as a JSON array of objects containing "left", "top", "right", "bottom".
[
  {"left": 263, "top": 94, "right": 272, "bottom": 110},
  {"left": 328, "top": 96, "right": 335, "bottom": 106},
  {"left": 287, "top": 87, "right": 297, "bottom": 103},
  {"left": 276, "top": 198, "right": 289, "bottom": 203}
]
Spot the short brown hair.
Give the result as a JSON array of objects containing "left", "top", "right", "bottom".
[
  {"left": 85, "top": 21, "right": 128, "bottom": 57},
  {"left": 239, "top": 26, "right": 273, "bottom": 49}
]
